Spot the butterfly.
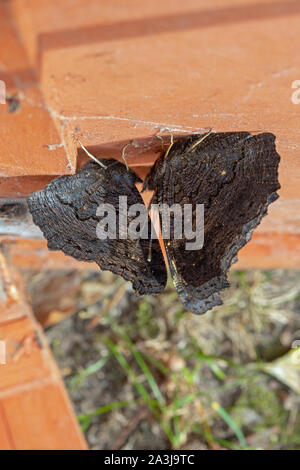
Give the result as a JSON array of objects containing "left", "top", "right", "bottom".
[
  {"left": 27, "top": 132, "right": 280, "bottom": 315},
  {"left": 27, "top": 159, "right": 167, "bottom": 296}
]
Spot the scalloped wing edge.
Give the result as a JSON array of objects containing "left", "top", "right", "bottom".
[{"left": 166, "top": 192, "right": 279, "bottom": 314}]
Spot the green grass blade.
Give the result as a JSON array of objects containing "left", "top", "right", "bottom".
[
  {"left": 103, "top": 338, "right": 160, "bottom": 414},
  {"left": 211, "top": 401, "right": 248, "bottom": 449},
  {"left": 78, "top": 400, "right": 132, "bottom": 432},
  {"left": 122, "top": 334, "right": 165, "bottom": 405},
  {"left": 69, "top": 354, "right": 110, "bottom": 390},
  {"left": 206, "top": 358, "right": 227, "bottom": 380}
]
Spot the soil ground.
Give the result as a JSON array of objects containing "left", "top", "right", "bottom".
[{"left": 24, "top": 268, "right": 300, "bottom": 450}]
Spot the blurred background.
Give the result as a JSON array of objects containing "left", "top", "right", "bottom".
[{"left": 26, "top": 268, "right": 300, "bottom": 450}]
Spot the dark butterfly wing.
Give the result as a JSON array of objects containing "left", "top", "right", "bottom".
[
  {"left": 27, "top": 159, "right": 167, "bottom": 296},
  {"left": 144, "top": 132, "right": 280, "bottom": 314}
]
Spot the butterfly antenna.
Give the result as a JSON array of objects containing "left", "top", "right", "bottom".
[
  {"left": 133, "top": 207, "right": 157, "bottom": 263},
  {"left": 155, "top": 134, "right": 165, "bottom": 152},
  {"left": 186, "top": 128, "right": 213, "bottom": 153},
  {"left": 77, "top": 140, "right": 107, "bottom": 169},
  {"left": 134, "top": 216, "right": 148, "bottom": 253},
  {"left": 147, "top": 237, "right": 153, "bottom": 262},
  {"left": 164, "top": 133, "right": 174, "bottom": 159},
  {"left": 121, "top": 143, "right": 131, "bottom": 171}
]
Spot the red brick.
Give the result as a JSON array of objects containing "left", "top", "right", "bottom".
[{"left": 2, "top": 384, "right": 87, "bottom": 450}]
